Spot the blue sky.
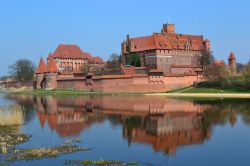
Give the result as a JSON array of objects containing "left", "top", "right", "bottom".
[{"left": 0, "top": 0, "right": 249, "bottom": 76}]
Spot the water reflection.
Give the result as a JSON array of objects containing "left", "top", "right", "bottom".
[{"left": 4, "top": 94, "right": 250, "bottom": 156}]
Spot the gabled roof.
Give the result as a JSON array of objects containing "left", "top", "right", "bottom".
[
  {"left": 128, "top": 32, "right": 206, "bottom": 52},
  {"left": 93, "top": 56, "right": 104, "bottom": 64},
  {"left": 36, "top": 57, "right": 47, "bottom": 74},
  {"left": 47, "top": 58, "right": 58, "bottom": 73},
  {"left": 228, "top": 51, "right": 236, "bottom": 60},
  {"left": 49, "top": 44, "right": 104, "bottom": 64},
  {"left": 52, "top": 44, "right": 84, "bottom": 59},
  {"left": 130, "top": 35, "right": 156, "bottom": 52},
  {"left": 214, "top": 60, "right": 226, "bottom": 67}
]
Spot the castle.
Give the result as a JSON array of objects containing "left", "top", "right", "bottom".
[
  {"left": 47, "top": 44, "right": 104, "bottom": 72},
  {"left": 122, "top": 24, "right": 210, "bottom": 75},
  {"left": 36, "top": 44, "right": 104, "bottom": 90},
  {"left": 34, "top": 24, "right": 237, "bottom": 93}
]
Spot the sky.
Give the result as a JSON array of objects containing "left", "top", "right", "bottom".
[{"left": 0, "top": 0, "right": 250, "bottom": 76}]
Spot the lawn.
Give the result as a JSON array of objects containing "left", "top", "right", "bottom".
[
  {"left": 171, "top": 86, "right": 250, "bottom": 93},
  {"left": 5, "top": 89, "right": 145, "bottom": 96}
]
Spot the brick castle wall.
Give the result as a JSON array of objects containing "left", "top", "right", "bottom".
[
  {"left": 3, "top": 73, "right": 201, "bottom": 93},
  {"left": 54, "top": 74, "right": 200, "bottom": 93}
]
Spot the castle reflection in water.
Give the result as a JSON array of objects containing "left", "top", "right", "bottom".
[{"left": 6, "top": 95, "right": 250, "bottom": 155}]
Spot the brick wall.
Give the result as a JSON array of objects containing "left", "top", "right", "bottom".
[
  {"left": 164, "top": 75, "right": 199, "bottom": 90},
  {"left": 54, "top": 74, "right": 200, "bottom": 93},
  {"left": 2, "top": 81, "right": 34, "bottom": 89}
]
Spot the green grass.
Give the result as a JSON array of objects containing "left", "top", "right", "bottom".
[
  {"left": 171, "top": 86, "right": 250, "bottom": 93},
  {"left": 167, "top": 86, "right": 193, "bottom": 93},
  {"left": 5, "top": 89, "right": 146, "bottom": 96}
]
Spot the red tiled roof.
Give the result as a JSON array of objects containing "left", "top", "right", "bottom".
[
  {"left": 84, "top": 53, "right": 94, "bottom": 61},
  {"left": 93, "top": 56, "right": 104, "bottom": 64},
  {"left": 47, "top": 53, "right": 53, "bottom": 60},
  {"left": 52, "top": 44, "right": 84, "bottom": 59},
  {"left": 228, "top": 51, "right": 236, "bottom": 60},
  {"left": 129, "top": 33, "right": 206, "bottom": 52},
  {"left": 130, "top": 36, "right": 156, "bottom": 52},
  {"left": 214, "top": 60, "right": 226, "bottom": 67},
  {"left": 50, "top": 44, "right": 104, "bottom": 63},
  {"left": 47, "top": 58, "right": 58, "bottom": 73},
  {"left": 36, "top": 57, "right": 47, "bottom": 74}
]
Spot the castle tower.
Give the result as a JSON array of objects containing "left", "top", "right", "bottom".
[
  {"left": 44, "top": 58, "right": 58, "bottom": 90},
  {"left": 47, "top": 53, "right": 53, "bottom": 64},
  {"left": 162, "top": 23, "right": 175, "bottom": 34},
  {"left": 204, "top": 39, "right": 211, "bottom": 51},
  {"left": 35, "top": 57, "right": 47, "bottom": 89},
  {"left": 228, "top": 51, "right": 237, "bottom": 76}
]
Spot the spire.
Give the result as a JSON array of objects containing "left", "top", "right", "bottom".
[
  {"left": 36, "top": 57, "right": 47, "bottom": 74},
  {"left": 47, "top": 53, "right": 53, "bottom": 60},
  {"left": 46, "top": 58, "right": 58, "bottom": 73},
  {"left": 228, "top": 51, "right": 236, "bottom": 61}
]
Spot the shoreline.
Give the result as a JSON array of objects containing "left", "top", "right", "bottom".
[
  {"left": 2, "top": 89, "right": 250, "bottom": 98},
  {"left": 146, "top": 93, "right": 250, "bottom": 98}
]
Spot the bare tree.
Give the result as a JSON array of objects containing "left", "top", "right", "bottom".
[
  {"left": 200, "top": 50, "right": 215, "bottom": 67},
  {"left": 242, "top": 64, "right": 250, "bottom": 81},
  {"left": 9, "top": 59, "right": 35, "bottom": 81},
  {"left": 105, "top": 53, "right": 121, "bottom": 74},
  {"left": 80, "top": 63, "right": 90, "bottom": 74},
  {"left": 204, "top": 63, "right": 229, "bottom": 81}
]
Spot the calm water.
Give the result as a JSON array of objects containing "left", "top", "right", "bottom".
[{"left": 1, "top": 93, "right": 250, "bottom": 165}]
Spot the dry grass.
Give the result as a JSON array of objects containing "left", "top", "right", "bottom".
[
  {"left": 8, "top": 145, "right": 89, "bottom": 161},
  {"left": 0, "top": 105, "right": 24, "bottom": 126}
]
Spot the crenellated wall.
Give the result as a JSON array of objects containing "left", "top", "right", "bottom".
[{"left": 39, "top": 73, "right": 202, "bottom": 93}]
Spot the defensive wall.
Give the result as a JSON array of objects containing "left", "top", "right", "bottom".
[{"left": 52, "top": 72, "right": 202, "bottom": 93}]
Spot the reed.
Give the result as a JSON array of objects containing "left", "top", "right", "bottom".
[{"left": 0, "top": 105, "right": 24, "bottom": 126}]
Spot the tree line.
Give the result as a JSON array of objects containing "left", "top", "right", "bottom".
[
  {"left": 4, "top": 52, "right": 250, "bottom": 90},
  {"left": 199, "top": 51, "right": 250, "bottom": 90}
]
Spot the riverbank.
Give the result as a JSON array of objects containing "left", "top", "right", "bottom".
[
  {"left": 2, "top": 88, "right": 145, "bottom": 96},
  {"left": 146, "top": 93, "right": 250, "bottom": 98},
  {"left": 168, "top": 86, "right": 250, "bottom": 93},
  {"left": 147, "top": 86, "right": 250, "bottom": 98},
  {"left": 2, "top": 87, "right": 250, "bottom": 98}
]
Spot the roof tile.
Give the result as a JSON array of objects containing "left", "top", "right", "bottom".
[
  {"left": 129, "top": 32, "right": 206, "bottom": 52},
  {"left": 228, "top": 51, "right": 236, "bottom": 60},
  {"left": 36, "top": 57, "right": 47, "bottom": 74},
  {"left": 47, "top": 58, "right": 58, "bottom": 73}
]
